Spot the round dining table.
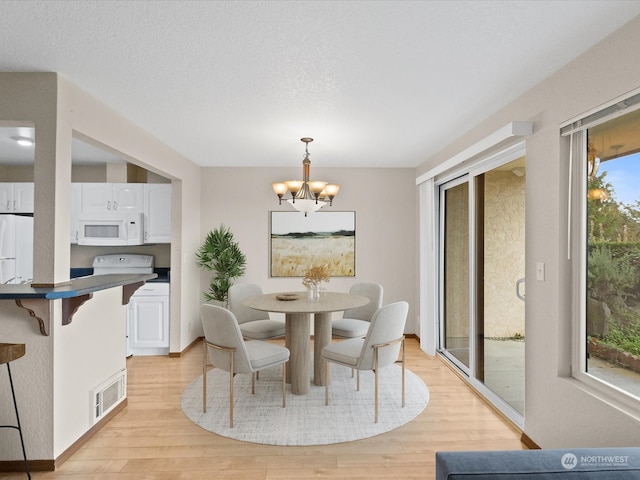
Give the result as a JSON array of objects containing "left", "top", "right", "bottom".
[{"left": 242, "top": 291, "right": 369, "bottom": 395}]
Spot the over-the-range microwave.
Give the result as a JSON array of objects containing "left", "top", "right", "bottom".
[{"left": 78, "top": 211, "right": 144, "bottom": 246}]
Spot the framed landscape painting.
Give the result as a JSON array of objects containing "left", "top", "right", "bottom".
[{"left": 270, "top": 211, "right": 355, "bottom": 277}]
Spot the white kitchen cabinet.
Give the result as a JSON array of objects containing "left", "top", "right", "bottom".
[
  {"left": 81, "top": 183, "right": 143, "bottom": 213},
  {"left": 143, "top": 184, "right": 172, "bottom": 243},
  {"left": 127, "top": 283, "right": 170, "bottom": 356},
  {"left": 0, "top": 183, "right": 35, "bottom": 213}
]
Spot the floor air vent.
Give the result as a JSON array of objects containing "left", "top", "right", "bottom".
[{"left": 91, "top": 369, "right": 127, "bottom": 424}]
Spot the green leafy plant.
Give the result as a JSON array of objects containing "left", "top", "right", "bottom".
[
  {"left": 196, "top": 224, "right": 246, "bottom": 304},
  {"left": 603, "top": 321, "right": 640, "bottom": 357},
  {"left": 587, "top": 245, "right": 635, "bottom": 305}
]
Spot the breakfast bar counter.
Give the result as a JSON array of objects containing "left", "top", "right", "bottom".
[{"left": 0, "top": 273, "right": 157, "bottom": 335}]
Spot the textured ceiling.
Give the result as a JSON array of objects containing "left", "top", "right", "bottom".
[{"left": 1, "top": 1, "right": 640, "bottom": 168}]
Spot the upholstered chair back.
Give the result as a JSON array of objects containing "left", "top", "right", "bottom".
[
  {"left": 228, "top": 283, "right": 269, "bottom": 324},
  {"left": 342, "top": 282, "right": 383, "bottom": 321},
  {"left": 201, "top": 303, "right": 253, "bottom": 374},
  {"left": 356, "top": 301, "right": 408, "bottom": 371}
]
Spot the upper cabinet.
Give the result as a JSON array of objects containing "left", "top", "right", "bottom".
[
  {"left": 0, "top": 183, "right": 35, "bottom": 213},
  {"left": 81, "top": 183, "right": 143, "bottom": 213},
  {"left": 71, "top": 183, "right": 171, "bottom": 244},
  {"left": 143, "top": 184, "right": 172, "bottom": 244}
]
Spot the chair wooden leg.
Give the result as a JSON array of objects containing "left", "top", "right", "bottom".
[
  {"left": 324, "top": 360, "right": 329, "bottom": 406},
  {"left": 374, "top": 345, "right": 379, "bottom": 423},
  {"left": 282, "top": 363, "right": 286, "bottom": 407},
  {"left": 251, "top": 372, "right": 256, "bottom": 394},
  {"left": 374, "top": 367, "right": 379, "bottom": 423},
  {"left": 229, "top": 370, "right": 234, "bottom": 428},
  {"left": 202, "top": 339, "right": 207, "bottom": 413},
  {"left": 401, "top": 337, "right": 405, "bottom": 408},
  {"left": 228, "top": 351, "right": 234, "bottom": 428},
  {"left": 356, "top": 369, "right": 360, "bottom": 391},
  {"left": 203, "top": 339, "right": 237, "bottom": 427}
]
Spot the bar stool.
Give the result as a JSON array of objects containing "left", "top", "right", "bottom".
[{"left": 0, "top": 343, "right": 30, "bottom": 479}]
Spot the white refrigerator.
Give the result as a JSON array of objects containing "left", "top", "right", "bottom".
[{"left": 0, "top": 214, "right": 34, "bottom": 284}]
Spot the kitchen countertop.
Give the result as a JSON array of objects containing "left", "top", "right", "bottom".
[
  {"left": 0, "top": 273, "right": 157, "bottom": 300},
  {"left": 0, "top": 273, "right": 157, "bottom": 336}
]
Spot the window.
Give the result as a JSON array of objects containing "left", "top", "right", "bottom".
[{"left": 576, "top": 106, "right": 640, "bottom": 403}]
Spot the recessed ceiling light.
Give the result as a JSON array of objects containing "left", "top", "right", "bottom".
[{"left": 10, "top": 136, "right": 34, "bottom": 147}]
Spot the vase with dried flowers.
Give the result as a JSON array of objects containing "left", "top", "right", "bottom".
[{"left": 302, "top": 264, "right": 330, "bottom": 300}]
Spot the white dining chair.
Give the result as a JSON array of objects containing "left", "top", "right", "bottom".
[
  {"left": 331, "top": 282, "right": 383, "bottom": 338},
  {"left": 228, "top": 283, "right": 285, "bottom": 340},
  {"left": 322, "top": 301, "right": 408, "bottom": 423},
  {"left": 201, "top": 304, "right": 290, "bottom": 427}
]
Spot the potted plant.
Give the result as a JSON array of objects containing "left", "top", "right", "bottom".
[{"left": 196, "top": 224, "right": 246, "bottom": 306}]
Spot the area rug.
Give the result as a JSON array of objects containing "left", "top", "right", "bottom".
[{"left": 181, "top": 362, "right": 429, "bottom": 446}]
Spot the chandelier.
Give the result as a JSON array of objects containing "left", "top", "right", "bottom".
[{"left": 272, "top": 137, "right": 340, "bottom": 216}]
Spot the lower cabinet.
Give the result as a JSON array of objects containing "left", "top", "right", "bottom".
[{"left": 127, "top": 283, "right": 170, "bottom": 356}]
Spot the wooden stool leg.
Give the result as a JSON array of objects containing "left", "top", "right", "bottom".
[{"left": 6, "top": 363, "right": 30, "bottom": 479}]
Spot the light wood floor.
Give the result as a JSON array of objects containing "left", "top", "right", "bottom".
[{"left": 2, "top": 338, "right": 526, "bottom": 479}]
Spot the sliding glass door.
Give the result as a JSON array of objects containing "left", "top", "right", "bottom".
[
  {"left": 478, "top": 159, "right": 526, "bottom": 416},
  {"left": 441, "top": 177, "right": 470, "bottom": 369},
  {"left": 438, "top": 152, "right": 526, "bottom": 423}
]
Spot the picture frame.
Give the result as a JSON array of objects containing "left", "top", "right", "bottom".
[{"left": 270, "top": 211, "right": 355, "bottom": 277}]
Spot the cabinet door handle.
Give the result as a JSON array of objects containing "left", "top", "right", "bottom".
[
  {"left": 107, "top": 200, "right": 111, "bottom": 210},
  {"left": 13, "top": 200, "right": 16, "bottom": 211},
  {"left": 113, "top": 201, "right": 118, "bottom": 211},
  {"left": 6, "top": 201, "right": 10, "bottom": 210}
]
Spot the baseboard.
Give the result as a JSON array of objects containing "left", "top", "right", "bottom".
[
  {"left": 55, "top": 398, "right": 128, "bottom": 469},
  {"left": 0, "top": 398, "right": 127, "bottom": 473},
  {"left": 169, "top": 336, "right": 203, "bottom": 357},
  {"left": 521, "top": 432, "right": 541, "bottom": 449},
  {"left": 0, "top": 459, "right": 54, "bottom": 473}
]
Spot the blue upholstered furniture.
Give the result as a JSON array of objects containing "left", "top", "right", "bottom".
[{"left": 436, "top": 448, "right": 640, "bottom": 479}]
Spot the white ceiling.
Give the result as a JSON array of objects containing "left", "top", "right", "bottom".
[{"left": 1, "top": 1, "right": 640, "bottom": 168}]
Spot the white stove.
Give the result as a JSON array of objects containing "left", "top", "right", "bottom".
[
  {"left": 92, "top": 254, "right": 154, "bottom": 275},
  {"left": 92, "top": 254, "right": 169, "bottom": 357}
]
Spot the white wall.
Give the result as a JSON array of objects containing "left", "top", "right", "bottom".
[
  {"left": 53, "top": 288, "right": 126, "bottom": 457},
  {"left": 198, "top": 167, "right": 419, "bottom": 333},
  {"left": 416, "top": 16, "right": 640, "bottom": 447}
]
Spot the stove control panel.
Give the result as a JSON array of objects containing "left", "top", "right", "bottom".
[{"left": 92, "top": 254, "right": 154, "bottom": 270}]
